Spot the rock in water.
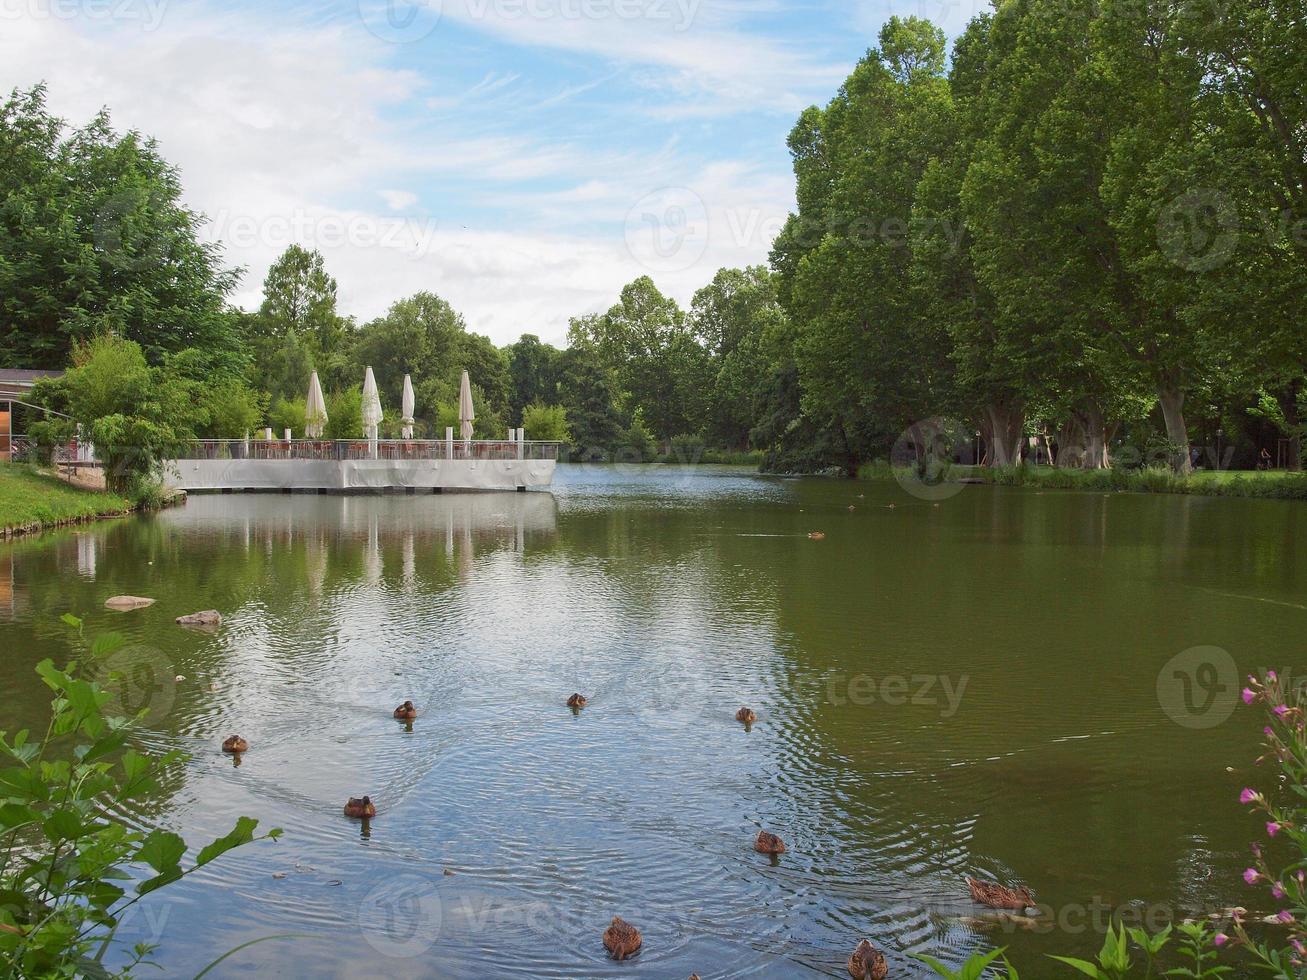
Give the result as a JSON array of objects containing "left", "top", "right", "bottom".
[
  {"left": 105, "top": 595, "right": 154, "bottom": 611},
  {"left": 176, "top": 610, "right": 221, "bottom": 626}
]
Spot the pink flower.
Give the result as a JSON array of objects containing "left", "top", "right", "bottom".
[
  {"left": 1273, "top": 883, "right": 1286, "bottom": 899},
  {"left": 1279, "top": 910, "right": 1295, "bottom": 924},
  {"left": 1241, "top": 788, "right": 1259, "bottom": 804},
  {"left": 1244, "top": 687, "right": 1256, "bottom": 704},
  {"left": 1274, "top": 704, "right": 1290, "bottom": 717},
  {"left": 1214, "top": 933, "right": 1229, "bottom": 946},
  {"left": 1268, "top": 822, "right": 1282, "bottom": 836},
  {"left": 1267, "top": 670, "right": 1278, "bottom": 682},
  {"left": 1265, "top": 726, "right": 1275, "bottom": 736},
  {"left": 1244, "top": 868, "right": 1262, "bottom": 885}
]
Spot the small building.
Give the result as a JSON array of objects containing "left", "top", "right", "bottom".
[{"left": 0, "top": 369, "right": 64, "bottom": 455}]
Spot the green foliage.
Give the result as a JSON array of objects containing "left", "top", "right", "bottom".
[
  {"left": 521, "top": 403, "right": 570, "bottom": 444},
  {"left": 0, "top": 616, "right": 280, "bottom": 976},
  {"left": 29, "top": 336, "right": 205, "bottom": 495},
  {"left": 0, "top": 85, "right": 244, "bottom": 373},
  {"left": 267, "top": 395, "right": 307, "bottom": 438},
  {"left": 621, "top": 410, "right": 657, "bottom": 462},
  {"left": 323, "top": 387, "right": 363, "bottom": 440}
]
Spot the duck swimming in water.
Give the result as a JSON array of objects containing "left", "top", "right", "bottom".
[
  {"left": 393, "top": 700, "right": 417, "bottom": 720},
  {"left": 221, "top": 735, "right": 248, "bottom": 754},
  {"left": 343, "top": 796, "right": 376, "bottom": 819},
  {"left": 847, "top": 939, "right": 888, "bottom": 979},
  {"left": 967, "top": 876, "right": 1035, "bottom": 911},
  {"left": 602, "top": 916, "right": 642, "bottom": 960},
  {"left": 808, "top": 531, "right": 826, "bottom": 540},
  {"left": 567, "top": 693, "right": 588, "bottom": 709},
  {"left": 754, "top": 830, "right": 786, "bottom": 854},
  {"left": 735, "top": 707, "right": 757, "bottom": 724}
]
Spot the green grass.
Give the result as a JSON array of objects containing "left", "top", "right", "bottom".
[
  {"left": 0, "top": 463, "right": 133, "bottom": 535},
  {"left": 857, "top": 461, "right": 1307, "bottom": 500}
]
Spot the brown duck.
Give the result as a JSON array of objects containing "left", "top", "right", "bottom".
[
  {"left": 754, "top": 830, "right": 786, "bottom": 854},
  {"left": 221, "top": 735, "right": 248, "bottom": 754},
  {"left": 343, "top": 796, "right": 376, "bottom": 819},
  {"left": 393, "top": 700, "right": 417, "bottom": 720},
  {"left": 735, "top": 707, "right": 757, "bottom": 724},
  {"left": 848, "top": 939, "right": 888, "bottom": 979},
  {"left": 602, "top": 916, "right": 642, "bottom": 960},
  {"left": 967, "top": 876, "right": 1035, "bottom": 910},
  {"left": 567, "top": 693, "right": 588, "bottom": 709},
  {"left": 807, "top": 531, "right": 826, "bottom": 540}
]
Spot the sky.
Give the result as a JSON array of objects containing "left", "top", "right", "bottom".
[{"left": 0, "top": 0, "right": 983, "bottom": 346}]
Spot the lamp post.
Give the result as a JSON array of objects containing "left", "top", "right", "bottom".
[{"left": 1216, "top": 428, "right": 1223, "bottom": 470}]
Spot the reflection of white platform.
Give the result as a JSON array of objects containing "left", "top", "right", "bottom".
[{"left": 164, "top": 458, "right": 556, "bottom": 492}]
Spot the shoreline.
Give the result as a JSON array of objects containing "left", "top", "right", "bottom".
[
  {"left": 0, "top": 464, "right": 137, "bottom": 538},
  {"left": 855, "top": 462, "right": 1307, "bottom": 501}
]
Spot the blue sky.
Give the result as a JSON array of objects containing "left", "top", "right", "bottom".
[{"left": 1, "top": 0, "right": 983, "bottom": 345}]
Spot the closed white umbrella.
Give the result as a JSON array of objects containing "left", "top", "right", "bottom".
[
  {"left": 458, "top": 370, "right": 475, "bottom": 442},
  {"left": 305, "top": 371, "right": 328, "bottom": 439},
  {"left": 361, "top": 366, "right": 383, "bottom": 458},
  {"left": 401, "top": 374, "right": 415, "bottom": 440}
]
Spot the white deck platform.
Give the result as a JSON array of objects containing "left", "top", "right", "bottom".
[{"left": 164, "top": 440, "right": 558, "bottom": 492}]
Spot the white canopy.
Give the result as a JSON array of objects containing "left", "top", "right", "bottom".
[
  {"left": 458, "top": 370, "right": 475, "bottom": 441},
  {"left": 361, "top": 367, "right": 383, "bottom": 457},
  {"left": 401, "top": 374, "right": 415, "bottom": 440},
  {"left": 305, "top": 371, "right": 328, "bottom": 438}
]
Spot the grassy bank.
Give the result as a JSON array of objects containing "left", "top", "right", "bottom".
[
  {"left": 0, "top": 463, "right": 134, "bottom": 536},
  {"left": 857, "top": 461, "right": 1307, "bottom": 500},
  {"left": 649, "top": 448, "right": 766, "bottom": 466}
]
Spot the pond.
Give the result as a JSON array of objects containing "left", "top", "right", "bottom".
[{"left": 1, "top": 465, "right": 1304, "bottom": 977}]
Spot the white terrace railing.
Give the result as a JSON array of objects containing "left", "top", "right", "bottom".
[{"left": 173, "top": 439, "right": 561, "bottom": 462}]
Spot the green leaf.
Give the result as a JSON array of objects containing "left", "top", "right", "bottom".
[
  {"left": 137, "top": 866, "right": 183, "bottom": 896},
  {"left": 1048, "top": 956, "right": 1104, "bottom": 978},
  {"left": 61, "top": 613, "right": 82, "bottom": 629},
  {"left": 196, "top": 816, "right": 259, "bottom": 867},
  {"left": 42, "top": 808, "right": 86, "bottom": 843},
  {"left": 135, "top": 829, "right": 186, "bottom": 873}
]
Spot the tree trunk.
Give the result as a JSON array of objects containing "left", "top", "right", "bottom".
[
  {"left": 982, "top": 403, "right": 1025, "bottom": 467},
  {"left": 1157, "top": 386, "right": 1191, "bottom": 474},
  {"left": 1276, "top": 379, "right": 1303, "bottom": 471},
  {"left": 1082, "top": 402, "right": 1109, "bottom": 469}
]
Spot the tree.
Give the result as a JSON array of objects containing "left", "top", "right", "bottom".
[
  {"left": 522, "top": 402, "right": 571, "bottom": 443},
  {"left": 772, "top": 17, "right": 955, "bottom": 473},
  {"left": 556, "top": 346, "right": 623, "bottom": 458},
  {"left": 690, "top": 266, "right": 788, "bottom": 450},
  {"left": 0, "top": 85, "right": 243, "bottom": 374},
  {"left": 247, "top": 246, "right": 353, "bottom": 400},
  {"left": 507, "top": 334, "right": 561, "bottom": 424},
  {"left": 29, "top": 335, "right": 205, "bottom": 496}
]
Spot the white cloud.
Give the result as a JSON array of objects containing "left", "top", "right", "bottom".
[{"left": 0, "top": 0, "right": 809, "bottom": 347}]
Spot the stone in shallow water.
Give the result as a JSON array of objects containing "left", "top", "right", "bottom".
[
  {"left": 104, "top": 595, "right": 154, "bottom": 610},
  {"left": 176, "top": 609, "right": 221, "bottom": 626}
]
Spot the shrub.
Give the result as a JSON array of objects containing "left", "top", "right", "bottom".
[
  {"left": 522, "top": 403, "right": 570, "bottom": 444},
  {"left": 0, "top": 616, "right": 280, "bottom": 976}
]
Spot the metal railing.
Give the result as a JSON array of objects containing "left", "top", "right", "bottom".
[{"left": 173, "top": 439, "right": 560, "bottom": 462}]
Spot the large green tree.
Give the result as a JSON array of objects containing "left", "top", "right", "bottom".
[{"left": 0, "top": 85, "right": 243, "bottom": 374}]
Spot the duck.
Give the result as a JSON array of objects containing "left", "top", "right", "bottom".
[
  {"left": 847, "top": 504, "right": 856, "bottom": 511},
  {"left": 966, "top": 876, "right": 1035, "bottom": 911},
  {"left": 754, "top": 830, "right": 786, "bottom": 854},
  {"left": 808, "top": 531, "right": 826, "bottom": 540},
  {"left": 343, "top": 796, "right": 376, "bottom": 819},
  {"left": 848, "top": 939, "right": 888, "bottom": 979},
  {"left": 567, "top": 693, "right": 588, "bottom": 709},
  {"left": 221, "top": 735, "right": 248, "bottom": 754},
  {"left": 735, "top": 707, "right": 757, "bottom": 724},
  {"left": 393, "top": 700, "right": 417, "bottom": 720},
  {"left": 602, "top": 916, "right": 642, "bottom": 960}
]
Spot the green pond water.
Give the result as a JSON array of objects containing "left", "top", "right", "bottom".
[{"left": 1, "top": 464, "right": 1304, "bottom": 978}]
